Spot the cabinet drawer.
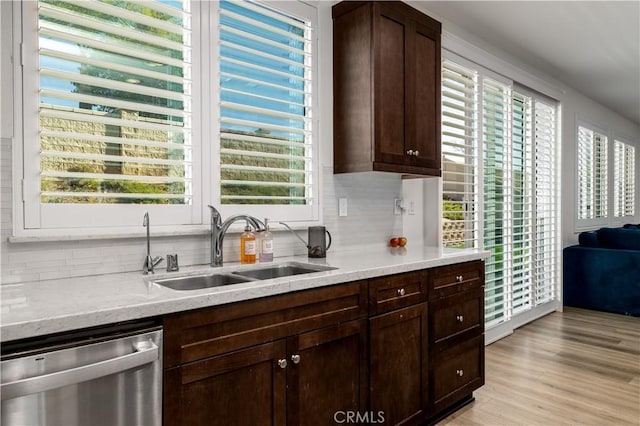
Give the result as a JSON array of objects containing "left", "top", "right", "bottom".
[
  {"left": 429, "top": 261, "right": 484, "bottom": 299},
  {"left": 163, "top": 281, "right": 367, "bottom": 367},
  {"left": 369, "top": 270, "right": 427, "bottom": 315},
  {"left": 429, "top": 287, "right": 483, "bottom": 349},
  {"left": 431, "top": 335, "right": 484, "bottom": 413}
]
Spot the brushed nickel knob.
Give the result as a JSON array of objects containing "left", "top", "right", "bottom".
[
  {"left": 456, "top": 315, "right": 464, "bottom": 323},
  {"left": 456, "top": 369, "right": 464, "bottom": 377},
  {"left": 414, "top": 150, "right": 419, "bottom": 156},
  {"left": 397, "top": 288, "right": 406, "bottom": 296},
  {"left": 456, "top": 275, "right": 463, "bottom": 282},
  {"left": 406, "top": 149, "right": 414, "bottom": 156},
  {"left": 291, "top": 354, "right": 301, "bottom": 364},
  {"left": 278, "top": 359, "right": 287, "bottom": 369}
]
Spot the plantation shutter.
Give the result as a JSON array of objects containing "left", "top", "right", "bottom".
[
  {"left": 614, "top": 141, "right": 636, "bottom": 218},
  {"left": 510, "top": 91, "right": 533, "bottom": 316},
  {"left": 533, "top": 100, "right": 557, "bottom": 305},
  {"left": 482, "top": 78, "right": 512, "bottom": 327},
  {"left": 37, "top": 0, "right": 192, "bottom": 204},
  {"left": 218, "top": 0, "right": 314, "bottom": 206},
  {"left": 577, "top": 126, "right": 608, "bottom": 220},
  {"left": 441, "top": 60, "right": 479, "bottom": 249}
]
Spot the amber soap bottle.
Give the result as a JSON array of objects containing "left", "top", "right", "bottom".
[{"left": 240, "top": 221, "right": 256, "bottom": 264}]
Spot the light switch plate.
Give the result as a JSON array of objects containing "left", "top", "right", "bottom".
[{"left": 339, "top": 198, "right": 348, "bottom": 216}]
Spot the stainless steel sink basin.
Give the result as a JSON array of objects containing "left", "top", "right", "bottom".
[
  {"left": 232, "top": 262, "right": 336, "bottom": 280},
  {"left": 154, "top": 273, "right": 252, "bottom": 291}
]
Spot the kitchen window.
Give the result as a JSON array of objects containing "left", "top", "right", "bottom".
[
  {"left": 17, "top": 0, "right": 317, "bottom": 233},
  {"left": 441, "top": 54, "right": 559, "bottom": 332}
]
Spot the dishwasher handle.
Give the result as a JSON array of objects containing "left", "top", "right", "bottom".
[{"left": 1, "top": 339, "right": 159, "bottom": 401}]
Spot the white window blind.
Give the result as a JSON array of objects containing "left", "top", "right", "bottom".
[
  {"left": 37, "top": 0, "right": 192, "bottom": 205},
  {"left": 441, "top": 60, "right": 479, "bottom": 249},
  {"left": 482, "top": 78, "right": 512, "bottom": 326},
  {"left": 577, "top": 126, "right": 608, "bottom": 220},
  {"left": 510, "top": 91, "right": 533, "bottom": 316},
  {"left": 218, "top": 0, "right": 314, "bottom": 210},
  {"left": 533, "top": 101, "right": 558, "bottom": 305},
  {"left": 614, "top": 140, "right": 636, "bottom": 218}
]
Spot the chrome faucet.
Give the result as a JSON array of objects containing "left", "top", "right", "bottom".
[
  {"left": 143, "top": 212, "right": 163, "bottom": 274},
  {"left": 208, "top": 205, "right": 264, "bottom": 267}
]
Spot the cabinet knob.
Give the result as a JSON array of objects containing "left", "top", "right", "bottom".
[
  {"left": 397, "top": 288, "right": 406, "bottom": 297},
  {"left": 414, "top": 150, "right": 419, "bottom": 156},
  {"left": 456, "top": 369, "right": 464, "bottom": 377},
  {"left": 291, "top": 354, "right": 301, "bottom": 365},
  {"left": 406, "top": 149, "right": 414, "bottom": 156},
  {"left": 456, "top": 315, "right": 464, "bottom": 323},
  {"left": 456, "top": 275, "right": 463, "bottom": 282},
  {"left": 277, "top": 359, "right": 287, "bottom": 369}
]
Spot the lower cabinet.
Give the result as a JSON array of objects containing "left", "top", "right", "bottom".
[
  {"left": 163, "top": 282, "right": 368, "bottom": 426},
  {"left": 162, "top": 262, "right": 485, "bottom": 425},
  {"left": 164, "top": 319, "right": 367, "bottom": 426},
  {"left": 164, "top": 340, "right": 287, "bottom": 426},
  {"left": 428, "top": 260, "right": 485, "bottom": 419},
  {"left": 369, "top": 303, "right": 428, "bottom": 425}
]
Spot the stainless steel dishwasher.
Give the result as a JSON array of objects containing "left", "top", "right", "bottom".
[{"left": 1, "top": 321, "right": 162, "bottom": 426}]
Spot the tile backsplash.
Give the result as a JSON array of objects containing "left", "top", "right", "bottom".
[{"left": 0, "top": 137, "right": 403, "bottom": 285}]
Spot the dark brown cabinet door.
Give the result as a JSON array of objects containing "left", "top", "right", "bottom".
[
  {"left": 374, "top": 2, "right": 441, "bottom": 173},
  {"left": 164, "top": 340, "right": 287, "bottom": 426},
  {"left": 411, "top": 18, "right": 440, "bottom": 171},
  {"left": 431, "top": 335, "right": 484, "bottom": 413},
  {"left": 369, "top": 303, "right": 428, "bottom": 425},
  {"left": 287, "top": 319, "right": 368, "bottom": 426},
  {"left": 333, "top": 1, "right": 441, "bottom": 176},
  {"left": 375, "top": 3, "right": 408, "bottom": 167}
]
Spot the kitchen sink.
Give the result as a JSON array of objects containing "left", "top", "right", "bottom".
[
  {"left": 153, "top": 262, "right": 336, "bottom": 291},
  {"left": 153, "top": 273, "right": 253, "bottom": 291},
  {"left": 232, "top": 262, "right": 336, "bottom": 280}
]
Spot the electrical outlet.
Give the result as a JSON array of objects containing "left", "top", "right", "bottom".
[
  {"left": 339, "top": 198, "right": 348, "bottom": 217},
  {"left": 394, "top": 198, "right": 403, "bottom": 215}
]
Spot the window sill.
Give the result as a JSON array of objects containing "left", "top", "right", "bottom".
[
  {"left": 7, "top": 221, "right": 322, "bottom": 244},
  {"left": 8, "top": 225, "right": 212, "bottom": 243}
]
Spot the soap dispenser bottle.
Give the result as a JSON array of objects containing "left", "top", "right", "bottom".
[
  {"left": 240, "top": 221, "right": 256, "bottom": 264},
  {"left": 259, "top": 218, "right": 274, "bottom": 263}
]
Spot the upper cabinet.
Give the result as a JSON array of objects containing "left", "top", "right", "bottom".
[{"left": 333, "top": 1, "right": 442, "bottom": 176}]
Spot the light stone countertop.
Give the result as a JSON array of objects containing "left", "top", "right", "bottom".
[{"left": 1, "top": 245, "right": 489, "bottom": 342}]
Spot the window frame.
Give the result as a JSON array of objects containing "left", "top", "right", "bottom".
[
  {"left": 208, "top": 0, "right": 320, "bottom": 223},
  {"left": 13, "top": 0, "right": 320, "bottom": 239}
]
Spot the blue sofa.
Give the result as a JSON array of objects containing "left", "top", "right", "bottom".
[{"left": 563, "top": 224, "right": 640, "bottom": 316}]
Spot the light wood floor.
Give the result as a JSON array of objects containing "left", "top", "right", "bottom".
[{"left": 438, "top": 307, "right": 640, "bottom": 426}]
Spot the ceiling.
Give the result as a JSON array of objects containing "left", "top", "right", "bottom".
[{"left": 412, "top": 1, "right": 640, "bottom": 126}]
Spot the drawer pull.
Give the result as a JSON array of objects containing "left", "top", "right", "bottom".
[
  {"left": 456, "top": 369, "right": 464, "bottom": 377},
  {"left": 397, "top": 288, "right": 406, "bottom": 297},
  {"left": 456, "top": 275, "right": 463, "bottom": 282},
  {"left": 291, "top": 354, "right": 301, "bottom": 365},
  {"left": 456, "top": 315, "right": 464, "bottom": 323},
  {"left": 278, "top": 359, "right": 287, "bottom": 369}
]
